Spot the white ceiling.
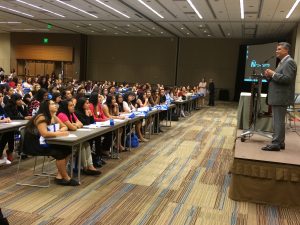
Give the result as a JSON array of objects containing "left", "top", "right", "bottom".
[{"left": 0, "top": 0, "right": 299, "bottom": 38}]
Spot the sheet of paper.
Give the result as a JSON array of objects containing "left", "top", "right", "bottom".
[
  {"left": 10, "top": 121, "right": 23, "bottom": 125},
  {"left": 96, "top": 121, "right": 110, "bottom": 127},
  {"left": 113, "top": 119, "right": 126, "bottom": 123},
  {"left": 66, "top": 134, "right": 77, "bottom": 138},
  {"left": 83, "top": 124, "right": 98, "bottom": 129},
  {"left": 137, "top": 107, "right": 149, "bottom": 112},
  {"left": 77, "top": 128, "right": 93, "bottom": 131}
]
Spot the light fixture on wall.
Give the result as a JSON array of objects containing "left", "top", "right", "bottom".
[
  {"left": 56, "top": 0, "right": 98, "bottom": 18},
  {"left": 0, "top": 22, "right": 21, "bottom": 24},
  {"left": 286, "top": 0, "right": 300, "bottom": 18},
  {"left": 137, "top": 0, "right": 164, "bottom": 19},
  {"left": 95, "top": 0, "right": 130, "bottom": 18},
  {"left": 16, "top": 0, "right": 65, "bottom": 18},
  {"left": 240, "top": 0, "right": 244, "bottom": 19},
  {"left": 0, "top": 5, "right": 34, "bottom": 17},
  {"left": 186, "top": 0, "right": 203, "bottom": 19}
]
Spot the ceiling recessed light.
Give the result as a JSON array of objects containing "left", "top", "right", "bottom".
[
  {"left": 114, "top": 32, "right": 118, "bottom": 34},
  {"left": 208, "top": 34, "right": 211, "bottom": 37},
  {"left": 56, "top": 0, "right": 98, "bottom": 18},
  {"left": 160, "top": 31, "right": 164, "bottom": 34},
  {"left": 138, "top": 29, "right": 141, "bottom": 32},
  {"left": 76, "top": 25, "right": 80, "bottom": 28},
  {"left": 114, "top": 26, "right": 117, "bottom": 28},
  {"left": 16, "top": 0, "right": 65, "bottom": 18},
  {"left": 91, "top": 30, "right": 94, "bottom": 32},
  {"left": 181, "top": 27, "right": 184, "bottom": 30},
  {"left": 227, "top": 33, "right": 231, "bottom": 36},
  {"left": 89, "top": 24, "right": 92, "bottom": 26},
  {"left": 103, "top": 28, "right": 106, "bottom": 31},
  {"left": 0, "top": 22, "right": 22, "bottom": 24},
  {"left": 147, "top": 33, "right": 151, "bottom": 35},
  {"left": 0, "top": 5, "right": 34, "bottom": 17},
  {"left": 152, "top": 27, "right": 155, "bottom": 29},
  {"left": 187, "top": 0, "right": 203, "bottom": 19},
  {"left": 127, "top": 24, "right": 130, "bottom": 27},
  {"left": 286, "top": 0, "right": 300, "bottom": 18},
  {"left": 95, "top": 0, "right": 130, "bottom": 18},
  {"left": 138, "top": 0, "right": 164, "bottom": 18},
  {"left": 240, "top": 0, "right": 244, "bottom": 19},
  {"left": 187, "top": 33, "right": 190, "bottom": 35},
  {"left": 204, "top": 30, "right": 207, "bottom": 33},
  {"left": 126, "top": 31, "right": 129, "bottom": 33},
  {"left": 199, "top": 25, "right": 203, "bottom": 27}
]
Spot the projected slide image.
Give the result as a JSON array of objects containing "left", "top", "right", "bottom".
[{"left": 244, "top": 42, "right": 277, "bottom": 82}]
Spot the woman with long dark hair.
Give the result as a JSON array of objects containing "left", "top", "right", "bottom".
[
  {"left": 88, "top": 92, "right": 112, "bottom": 160},
  {"left": 0, "top": 94, "right": 32, "bottom": 163},
  {"left": 123, "top": 92, "right": 148, "bottom": 142},
  {"left": 103, "top": 95, "right": 126, "bottom": 151},
  {"left": 57, "top": 99, "right": 100, "bottom": 175},
  {"left": 28, "top": 88, "right": 48, "bottom": 116},
  {"left": 89, "top": 92, "right": 108, "bottom": 122},
  {"left": 24, "top": 100, "right": 79, "bottom": 186}
]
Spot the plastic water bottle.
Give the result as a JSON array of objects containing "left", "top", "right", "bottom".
[{"left": 110, "top": 119, "right": 114, "bottom": 126}]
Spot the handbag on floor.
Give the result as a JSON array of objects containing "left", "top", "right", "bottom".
[{"left": 126, "top": 133, "right": 139, "bottom": 148}]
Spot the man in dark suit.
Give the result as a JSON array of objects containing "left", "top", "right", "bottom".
[
  {"left": 208, "top": 78, "right": 215, "bottom": 106},
  {"left": 262, "top": 42, "right": 297, "bottom": 151}
]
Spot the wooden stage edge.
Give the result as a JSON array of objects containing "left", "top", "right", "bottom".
[
  {"left": 235, "top": 127, "right": 300, "bottom": 166},
  {"left": 229, "top": 124, "right": 300, "bottom": 208}
]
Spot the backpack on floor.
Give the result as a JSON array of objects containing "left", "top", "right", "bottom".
[{"left": 126, "top": 133, "right": 139, "bottom": 148}]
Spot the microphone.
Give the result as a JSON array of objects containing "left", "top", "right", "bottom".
[{"left": 263, "top": 55, "right": 275, "bottom": 63}]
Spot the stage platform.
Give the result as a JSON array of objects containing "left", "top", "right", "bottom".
[{"left": 229, "top": 127, "right": 300, "bottom": 208}]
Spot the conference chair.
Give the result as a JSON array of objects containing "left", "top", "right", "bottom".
[
  {"left": 16, "top": 126, "right": 55, "bottom": 188},
  {"left": 286, "top": 93, "right": 300, "bottom": 131}
]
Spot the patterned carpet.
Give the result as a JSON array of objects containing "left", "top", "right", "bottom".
[{"left": 1, "top": 102, "right": 300, "bottom": 225}]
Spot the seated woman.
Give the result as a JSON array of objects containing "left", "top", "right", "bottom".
[
  {"left": 151, "top": 89, "right": 160, "bottom": 106},
  {"left": 23, "top": 100, "right": 79, "bottom": 186},
  {"left": 57, "top": 100, "right": 100, "bottom": 175},
  {"left": 1, "top": 94, "right": 32, "bottom": 162},
  {"left": 123, "top": 92, "right": 148, "bottom": 142},
  {"left": 0, "top": 93, "right": 12, "bottom": 165},
  {"left": 3, "top": 87, "right": 14, "bottom": 105},
  {"left": 75, "top": 97, "right": 105, "bottom": 167},
  {"left": 89, "top": 92, "right": 112, "bottom": 159},
  {"left": 136, "top": 91, "right": 149, "bottom": 108},
  {"left": 51, "top": 91, "right": 62, "bottom": 105},
  {"left": 28, "top": 88, "right": 48, "bottom": 116},
  {"left": 103, "top": 95, "right": 126, "bottom": 151},
  {"left": 116, "top": 93, "right": 125, "bottom": 113},
  {"left": 137, "top": 91, "right": 153, "bottom": 134},
  {"left": 101, "top": 88, "right": 108, "bottom": 104}
]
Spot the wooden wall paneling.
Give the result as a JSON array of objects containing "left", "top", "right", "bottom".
[
  {"left": 28, "top": 61, "right": 36, "bottom": 76},
  {"left": 15, "top": 45, "right": 73, "bottom": 61},
  {"left": 45, "top": 62, "right": 55, "bottom": 75},
  {"left": 35, "top": 62, "right": 44, "bottom": 75},
  {"left": 17, "top": 60, "right": 25, "bottom": 76},
  {"left": 64, "top": 63, "right": 74, "bottom": 79}
]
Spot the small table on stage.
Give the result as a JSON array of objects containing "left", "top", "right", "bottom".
[{"left": 237, "top": 92, "right": 273, "bottom": 132}]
